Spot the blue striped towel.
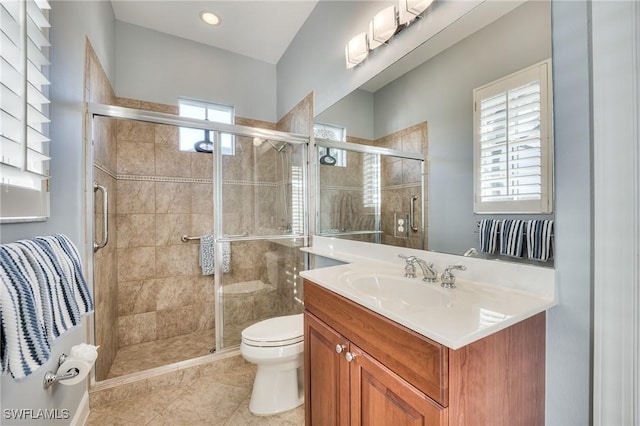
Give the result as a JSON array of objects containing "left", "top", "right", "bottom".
[
  {"left": 500, "top": 219, "right": 526, "bottom": 258},
  {"left": 527, "top": 220, "right": 554, "bottom": 261},
  {"left": 0, "top": 244, "right": 52, "bottom": 379},
  {"left": 478, "top": 219, "right": 500, "bottom": 254},
  {"left": 0, "top": 235, "right": 93, "bottom": 379},
  {"left": 199, "top": 235, "right": 230, "bottom": 275}
]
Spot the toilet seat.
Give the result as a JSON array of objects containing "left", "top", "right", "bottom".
[{"left": 241, "top": 314, "right": 303, "bottom": 347}]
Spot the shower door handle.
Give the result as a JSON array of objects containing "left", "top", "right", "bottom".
[
  {"left": 93, "top": 182, "right": 109, "bottom": 252},
  {"left": 409, "top": 195, "right": 418, "bottom": 232}
]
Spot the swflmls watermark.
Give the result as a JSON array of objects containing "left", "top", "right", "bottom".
[{"left": 3, "top": 408, "right": 70, "bottom": 420}]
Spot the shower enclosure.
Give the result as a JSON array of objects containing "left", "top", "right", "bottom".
[
  {"left": 87, "top": 104, "right": 308, "bottom": 382},
  {"left": 315, "top": 139, "right": 425, "bottom": 250}
]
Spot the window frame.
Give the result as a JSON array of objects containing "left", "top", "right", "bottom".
[
  {"left": 0, "top": 0, "right": 51, "bottom": 223},
  {"left": 177, "top": 97, "right": 235, "bottom": 155},
  {"left": 473, "top": 59, "right": 554, "bottom": 214}
]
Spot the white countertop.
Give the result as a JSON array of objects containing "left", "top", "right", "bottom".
[{"left": 300, "top": 237, "right": 557, "bottom": 350}]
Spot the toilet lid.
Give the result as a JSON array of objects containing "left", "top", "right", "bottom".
[{"left": 241, "top": 314, "right": 303, "bottom": 347}]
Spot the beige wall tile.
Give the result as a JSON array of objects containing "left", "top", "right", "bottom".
[
  {"left": 156, "top": 276, "right": 196, "bottom": 310},
  {"left": 117, "top": 120, "right": 155, "bottom": 143},
  {"left": 117, "top": 246, "right": 156, "bottom": 282},
  {"left": 155, "top": 244, "right": 199, "bottom": 277},
  {"left": 117, "top": 180, "right": 155, "bottom": 214},
  {"left": 154, "top": 124, "right": 178, "bottom": 145},
  {"left": 190, "top": 152, "right": 213, "bottom": 179},
  {"left": 155, "top": 214, "right": 191, "bottom": 246},
  {"left": 118, "top": 312, "right": 157, "bottom": 347},
  {"left": 116, "top": 140, "right": 155, "bottom": 175},
  {"left": 190, "top": 183, "right": 213, "bottom": 214},
  {"left": 156, "top": 305, "right": 202, "bottom": 339},
  {"left": 155, "top": 144, "right": 191, "bottom": 178},
  {"left": 155, "top": 182, "right": 191, "bottom": 213},
  {"left": 118, "top": 279, "right": 158, "bottom": 316},
  {"left": 116, "top": 214, "right": 155, "bottom": 248}
]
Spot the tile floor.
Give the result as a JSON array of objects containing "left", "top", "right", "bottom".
[
  {"left": 107, "top": 330, "right": 215, "bottom": 379},
  {"left": 87, "top": 362, "right": 304, "bottom": 425}
]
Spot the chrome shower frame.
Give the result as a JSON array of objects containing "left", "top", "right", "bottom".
[{"left": 85, "top": 103, "right": 310, "bottom": 387}]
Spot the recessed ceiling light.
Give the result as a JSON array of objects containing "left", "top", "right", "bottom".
[{"left": 200, "top": 11, "right": 220, "bottom": 26}]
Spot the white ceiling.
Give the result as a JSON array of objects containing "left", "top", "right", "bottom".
[{"left": 110, "top": 1, "right": 319, "bottom": 64}]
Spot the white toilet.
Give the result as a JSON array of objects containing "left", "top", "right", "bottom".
[{"left": 240, "top": 313, "right": 304, "bottom": 416}]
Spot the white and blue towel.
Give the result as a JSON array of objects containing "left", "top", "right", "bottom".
[
  {"left": 527, "top": 220, "right": 554, "bottom": 262},
  {"left": 199, "top": 235, "right": 230, "bottom": 275},
  {"left": 478, "top": 219, "right": 500, "bottom": 254},
  {"left": 0, "top": 234, "right": 93, "bottom": 380},
  {"left": 500, "top": 219, "right": 526, "bottom": 258}
]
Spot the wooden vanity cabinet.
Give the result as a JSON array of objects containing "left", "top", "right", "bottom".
[{"left": 304, "top": 279, "right": 545, "bottom": 426}]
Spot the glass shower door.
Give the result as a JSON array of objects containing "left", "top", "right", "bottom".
[{"left": 214, "top": 133, "right": 307, "bottom": 350}]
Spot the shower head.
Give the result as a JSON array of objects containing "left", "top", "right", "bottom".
[{"left": 253, "top": 137, "right": 287, "bottom": 152}]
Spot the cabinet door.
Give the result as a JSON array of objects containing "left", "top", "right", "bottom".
[
  {"left": 305, "top": 312, "right": 350, "bottom": 426},
  {"left": 349, "top": 345, "right": 448, "bottom": 426}
]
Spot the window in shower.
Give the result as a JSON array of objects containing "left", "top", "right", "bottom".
[
  {"left": 178, "top": 98, "right": 235, "bottom": 155},
  {"left": 314, "top": 122, "right": 347, "bottom": 167}
]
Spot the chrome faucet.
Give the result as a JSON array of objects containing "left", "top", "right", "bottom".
[
  {"left": 441, "top": 264, "right": 467, "bottom": 288},
  {"left": 398, "top": 254, "right": 438, "bottom": 282}
]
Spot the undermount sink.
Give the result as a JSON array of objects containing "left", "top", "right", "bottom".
[{"left": 338, "top": 272, "right": 453, "bottom": 312}]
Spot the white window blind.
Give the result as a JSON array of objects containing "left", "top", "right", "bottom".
[
  {"left": 1, "top": 0, "right": 51, "bottom": 221},
  {"left": 473, "top": 60, "right": 553, "bottom": 214},
  {"left": 362, "top": 152, "right": 380, "bottom": 209}
]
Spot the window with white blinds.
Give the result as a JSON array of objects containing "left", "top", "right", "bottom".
[
  {"left": 473, "top": 60, "right": 553, "bottom": 214},
  {"left": 1, "top": 0, "right": 51, "bottom": 222}
]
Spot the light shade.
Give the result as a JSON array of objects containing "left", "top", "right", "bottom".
[
  {"left": 398, "top": 0, "right": 434, "bottom": 25},
  {"left": 200, "top": 11, "right": 220, "bottom": 26},
  {"left": 368, "top": 5, "right": 397, "bottom": 49},
  {"left": 345, "top": 32, "right": 368, "bottom": 69}
]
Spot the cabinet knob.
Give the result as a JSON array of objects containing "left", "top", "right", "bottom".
[
  {"left": 335, "top": 344, "right": 346, "bottom": 354},
  {"left": 345, "top": 352, "right": 356, "bottom": 362}
]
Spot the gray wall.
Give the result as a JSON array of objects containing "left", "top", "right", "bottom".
[
  {"left": 281, "top": 0, "right": 593, "bottom": 424},
  {"left": 546, "top": 1, "right": 592, "bottom": 424},
  {"left": 0, "top": 1, "right": 116, "bottom": 424},
  {"left": 114, "top": 21, "right": 277, "bottom": 122},
  {"left": 315, "top": 89, "right": 374, "bottom": 140},
  {"left": 277, "top": 0, "right": 484, "bottom": 119}
]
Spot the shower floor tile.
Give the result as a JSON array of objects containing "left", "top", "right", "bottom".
[
  {"left": 107, "top": 329, "right": 215, "bottom": 379},
  {"left": 87, "top": 362, "right": 304, "bottom": 426}
]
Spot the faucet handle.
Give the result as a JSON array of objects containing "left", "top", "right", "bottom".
[
  {"left": 398, "top": 254, "right": 417, "bottom": 278},
  {"left": 441, "top": 264, "right": 466, "bottom": 289}
]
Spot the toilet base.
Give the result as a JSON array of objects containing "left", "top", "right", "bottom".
[{"left": 249, "top": 362, "right": 304, "bottom": 416}]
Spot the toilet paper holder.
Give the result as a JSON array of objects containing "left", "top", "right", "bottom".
[{"left": 43, "top": 354, "right": 79, "bottom": 389}]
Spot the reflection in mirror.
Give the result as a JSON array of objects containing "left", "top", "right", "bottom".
[
  {"left": 315, "top": 0, "right": 553, "bottom": 264},
  {"left": 316, "top": 140, "right": 425, "bottom": 249}
]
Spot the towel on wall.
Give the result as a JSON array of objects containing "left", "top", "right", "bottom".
[
  {"left": 478, "top": 219, "right": 500, "bottom": 254},
  {"left": 500, "top": 219, "right": 526, "bottom": 258},
  {"left": 0, "top": 234, "right": 92, "bottom": 380},
  {"left": 0, "top": 244, "right": 51, "bottom": 379},
  {"left": 527, "top": 220, "right": 554, "bottom": 261},
  {"left": 199, "top": 235, "right": 231, "bottom": 275}
]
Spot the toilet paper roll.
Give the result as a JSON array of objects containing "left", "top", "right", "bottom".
[{"left": 55, "top": 357, "right": 93, "bottom": 386}]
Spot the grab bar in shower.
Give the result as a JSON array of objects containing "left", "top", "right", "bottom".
[
  {"left": 409, "top": 195, "right": 418, "bottom": 232},
  {"left": 93, "top": 182, "right": 109, "bottom": 252},
  {"left": 181, "top": 232, "right": 249, "bottom": 242}
]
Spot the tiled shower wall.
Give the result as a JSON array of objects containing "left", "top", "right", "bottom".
[
  {"left": 318, "top": 122, "right": 427, "bottom": 249},
  {"left": 86, "top": 42, "right": 118, "bottom": 381},
  {"left": 376, "top": 122, "right": 427, "bottom": 249},
  {"left": 111, "top": 103, "right": 216, "bottom": 349}
]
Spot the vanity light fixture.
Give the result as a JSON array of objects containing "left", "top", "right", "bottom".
[
  {"left": 345, "top": 32, "right": 369, "bottom": 69},
  {"left": 398, "top": 0, "right": 434, "bottom": 25},
  {"left": 200, "top": 11, "right": 221, "bottom": 26},
  {"left": 368, "top": 5, "right": 398, "bottom": 49}
]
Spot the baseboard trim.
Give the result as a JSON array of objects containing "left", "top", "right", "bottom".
[{"left": 71, "top": 391, "right": 90, "bottom": 426}]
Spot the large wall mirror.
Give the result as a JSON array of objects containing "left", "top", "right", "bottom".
[{"left": 315, "top": 0, "right": 554, "bottom": 264}]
